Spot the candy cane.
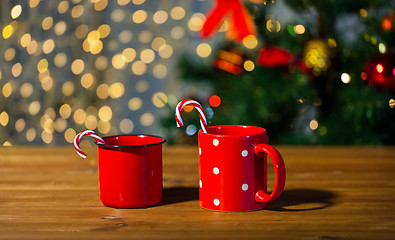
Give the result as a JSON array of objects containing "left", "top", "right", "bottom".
[
  {"left": 175, "top": 99, "right": 208, "bottom": 133},
  {"left": 74, "top": 130, "right": 105, "bottom": 159}
]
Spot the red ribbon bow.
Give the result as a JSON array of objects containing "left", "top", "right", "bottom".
[{"left": 201, "top": 0, "right": 256, "bottom": 42}]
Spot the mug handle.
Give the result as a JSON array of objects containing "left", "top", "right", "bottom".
[{"left": 254, "top": 144, "right": 286, "bottom": 203}]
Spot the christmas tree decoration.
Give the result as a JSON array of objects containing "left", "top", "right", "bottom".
[
  {"left": 256, "top": 46, "right": 294, "bottom": 68},
  {"left": 303, "top": 39, "right": 331, "bottom": 76},
  {"left": 214, "top": 47, "right": 247, "bottom": 74},
  {"left": 163, "top": 0, "right": 395, "bottom": 145},
  {"left": 201, "top": 0, "right": 256, "bottom": 42},
  {"left": 256, "top": 46, "right": 310, "bottom": 74},
  {"left": 363, "top": 52, "right": 395, "bottom": 93},
  {"left": 248, "top": 0, "right": 275, "bottom": 4}
]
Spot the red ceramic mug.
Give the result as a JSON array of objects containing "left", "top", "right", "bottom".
[
  {"left": 198, "top": 125, "right": 285, "bottom": 212},
  {"left": 95, "top": 135, "right": 166, "bottom": 208}
]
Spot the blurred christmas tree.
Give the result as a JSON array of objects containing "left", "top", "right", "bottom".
[{"left": 162, "top": 0, "right": 395, "bottom": 144}]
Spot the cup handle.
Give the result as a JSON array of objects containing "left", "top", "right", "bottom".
[{"left": 254, "top": 144, "right": 286, "bottom": 203}]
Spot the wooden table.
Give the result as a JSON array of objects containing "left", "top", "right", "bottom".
[{"left": 0, "top": 146, "right": 394, "bottom": 239}]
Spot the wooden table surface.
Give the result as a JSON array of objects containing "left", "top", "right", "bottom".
[{"left": 0, "top": 146, "right": 394, "bottom": 239}]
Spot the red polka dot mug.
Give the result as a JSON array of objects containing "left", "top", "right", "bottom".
[{"left": 198, "top": 125, "right": 286, "bottom": 212}]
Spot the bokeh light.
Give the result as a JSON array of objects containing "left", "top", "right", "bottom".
[
  {"left": 133, "top": 10, "right": 147, "bottom": 23},
  {"left": 152, "top": 92, "right": 168, "bottom": 108},
  {"left": 109, "top": 82, "right": 125, "bottom": 99},
  {"left": 266, "top": 19, "right": 281, "bottom": 32},
  {"left": 120, "top": 119, "right": 134, "bottom": 133},
  {"left": 132, "top": 61, "right": 147, "bottom": 75},
  {"left": 209, "top": 95, "right": 221, "bottom": 107},
  {"left": 71, "top": 59, "right": 85, "bottom": 74},
  {"left": 153, "top": 10, "right": 168, "bottom": 24},
  {"left": 11, "top": 5, "right": 22, "bottom": 19},
  {"left": 294, "top": 24, "right": 305, "bottom": 34},
  {"left": 0, "top": 112, "right": 9, "bottom": 127},
  {"left": 243, "top": 60, "right": 255, "bottom": 72},
  {"left": 188, "top": 13, "right": 205, "bottom": 31},
  {"left": 136, "top": 80, "right": 149, "bottom": 92},
  {"left": 3, "top": 82, "right": 13, "bottom": 98},
  {"left": 0, "top": 1, "right": 220, "bottom": 145},
  {"left": 171, "top": 7, "right": 185, "bottom": 20},
  {"left": 42, "top": 17, "right": 54, "bottom": 30},
  {"left": 309, "top": 120, "right": 319, "bottom": 130},
  {"left": 3, "top": 25, "right": 14, "bottom": 39},
  {"left": 341, "top": 73, "right": 351, "bottom": 84},
  {"left": 186, "top": 124, "right": 197, "bottom": 136},
  {"left": 140, "top": 49, "right": 155, "bottom": 63},
  {"left": 242, "top": 35, "right": 258, "bottom": 49},
  {"left": 140, "top": 113, "right": 155, "bottom": 126},
  {"left": 152, "top": 64, "right": 167, "bottom": 79},
  {"left": 20, "top": 83, "right": 33, "bottom": 98},
  {"left": 128, "top": 97, "right": 143, "bottom": 111},
  {"left": 98, "top": 105, "right": 112, "bottom": 121},
  {"left": 196, "top": 43, "right": 212, "bottom": 58},
  {"left": 376, "top": 64, "right": 384, "bottom": 73},
  {"left": 139, "top": 30, "right": 153, "bottom": 43}
]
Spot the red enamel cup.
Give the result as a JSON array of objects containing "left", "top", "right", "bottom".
[
  {"left": 198, "top": 125, "right": 285, "bottom": 212},
  {"left": 96, "top": 135, "right": 166, "bottom": 208}
]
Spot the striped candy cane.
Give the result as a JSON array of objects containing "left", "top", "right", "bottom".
[
  {"left": 74, "top": 130, "right": 105, "bottom": 159},
  {"left": 175, "top": 99, "right": 208, "bottom": 133}
]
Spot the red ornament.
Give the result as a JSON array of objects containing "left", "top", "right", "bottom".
[
  {"left": 214, "top": 47, "right": 247, "bottom": 74},
  {"left": 363, "top": 52, "right": 395, "bottom": 93},
  {"left": 201, "top": 0, "right": 256, "bottom": 42},
  {"left": 256, "top": 46, "right": 294, "bottom": 67},
  {"left": 256, "top": 46, "right": 311, "bottom": 75}
]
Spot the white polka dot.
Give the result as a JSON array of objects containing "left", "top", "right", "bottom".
[
  {"left": 213, "top": 139, "right": 219, "bottom": 146},
  {"left": 213, "top": 167, "right": 219, "bottom": 175},
  {"left": 213, "top": 198, "right": 220, "bottom": 206},
  {"left": 242, "top": 184, "right": 248, "bottom": 191},
  {"left": 241, "top": 150, "right": 248, "bottom": 157},
  {"left": 199, "top": 180, "right": 202, "bottom": 188},
  {"left": 199, "top": 148, "right": 201, "bottom": 155}
]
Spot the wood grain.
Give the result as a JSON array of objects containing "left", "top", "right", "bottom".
[{"left": 0, "top": 146, "right": 394, "bottom": 239}]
